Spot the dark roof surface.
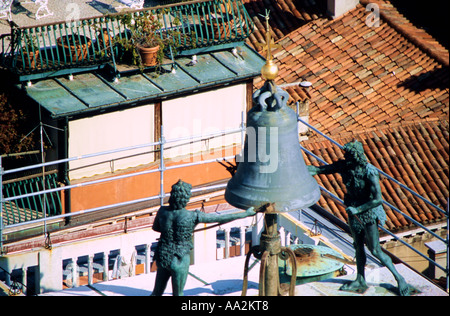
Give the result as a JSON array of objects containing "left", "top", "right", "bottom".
[{"left": 243, "top": 0, "right": 326, "bottom": 49}]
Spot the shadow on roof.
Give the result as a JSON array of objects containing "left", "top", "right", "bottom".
[{"left": 398, "top": 66, "right": 450, "bottom": 92}]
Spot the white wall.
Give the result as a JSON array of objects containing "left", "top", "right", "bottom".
[
  {"left": 68, "top": 84, "right": 247, "bottom": 179},
  {"left": 327, "top": 0, "right": 359, "bottom": 18},
  {"left": 68, "top": 104, "right": 155, "bottom": 180},
  {"left": 162, "top": 84, "right": 246, "bottom": 160},
  {"left": 1, "top": 227, "right": 160, "bottom": 293},
  {"left": 0, "top": 215, "right": 255, "bottom": 294}
]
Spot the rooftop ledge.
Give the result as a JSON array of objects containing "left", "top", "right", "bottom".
[
  {"left": 39, "top": 257, "right": 448, "bottom": 296},
  {"left": 21, "top": 43, "right": 265, "bottom": 119}
]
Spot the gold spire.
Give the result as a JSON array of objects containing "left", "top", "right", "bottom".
[{"left": 257, "top": 11, "right": 280, "bottom": 81}]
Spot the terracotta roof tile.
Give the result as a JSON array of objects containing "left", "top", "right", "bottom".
[
  {"left": 360, "top": 0, "right": 449, "bottom": 66},
  {"left": 247, "top": 0, "right": 448, "bottom": 230},
  {"left": 243, "top": 0, "right": 325, "bottom": 47},
  {"left": 303, "top": 121, "right": 448, "bottom": 231}
]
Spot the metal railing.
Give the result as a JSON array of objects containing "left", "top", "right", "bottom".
[
  {"left": 298, "top": 116, "right": 447, "bottom": 217},
  {"left": 1, "top": 122, "right": 245, "bottom": 249},
  {"left": 1, "top": 107, "right": 448, "bottom": 291},
  {"left": 0, "top": 0, "right": 253, "bottom": 81},
  {"left": 297, "top": 115, "right": 449, "bottom": 292},
  {"left": 1, "top": 172, "right": 62, "bottom": 226},
  {"left": 0, "top": 266, "right": 31, "bottom": 296}
]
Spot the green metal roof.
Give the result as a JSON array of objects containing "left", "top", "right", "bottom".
[{"left": 24, "top": 43, "right": 265, "bottom": 118}]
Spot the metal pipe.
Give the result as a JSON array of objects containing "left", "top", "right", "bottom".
[
  {"left": 2, "top": 149, "right": 235, "bottom": 206},
  {"left": 2, "top": 141, "right": 161, "bottom": 176},
  {"left": 5, "top": 195, "right": 163, "bottom": 230},
  {"left": 3, "top": 126, "right": 243, "bottom": 204},
  {"left": 301, "top": 144, "right": 449, "bottom": 274},
  {"left": 3, "top": 167, "right": 162, "bottom": 203},
  {"left": 378, "top": 226, "right": 447, "bottom": 273},
  {"left": 160, "top": 125, "right": 165, "bottom": 207},
  {"left": 40, "top": 120, "right": 48, "bottom": 236},
  {"left": 3, "top": 127, "right": 242, "bottom": 176},
  {"left": 300, "top": 145, "right": 448, "bottom": 244},
  {"left": 297, "top": 117, "right": 446, "bottom": 216},
  {"left": 166, "top": 155, "right": 236, "bottom": 171},
  {"left": 447, "top": 198, "right": 449, "bottom": 293},
  {"left": 3, "top": 178, "right": 228, "bottom": 231},
  {"left": 315, "top": 173, "right": 448, "bottom": 275}
]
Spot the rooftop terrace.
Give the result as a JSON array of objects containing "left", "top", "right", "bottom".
[{"left": 1, "top": 0, "right": 255, "bottom": 82}]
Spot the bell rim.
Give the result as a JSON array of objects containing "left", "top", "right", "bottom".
[{"left": 225, "top": 179, "right": 321, "bottom": 212}]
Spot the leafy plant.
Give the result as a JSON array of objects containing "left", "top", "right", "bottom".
[
  {"left": 21, "top": 32, "right": 39, "bottom": 53},
  {"left": 116, "top": 12, "right": 163, "bottom": 67},
  {"left": 115, "top": 10, "right": 182, "bottom": 69},
  {"left": 0, "top": 93, "right": 35, "bottom": 155},
  {"left": 131, "top": 12, "right": 163, "bottom": 48}
]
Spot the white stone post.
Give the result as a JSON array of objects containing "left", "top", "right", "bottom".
[
  {"left": 103, "top": 253, "right": 109, "bottom": 281},
  {"left": 88, "top": 255, "right": 94, "bottom": 285},
  {"left": 71, "top": 257, "right": 78, "bottom": 288},
  {"left": 240, "top": 226, "right": 246, "bottom": 256},
  {"left": 145, "top": 244, "right": 151, "bottom": 274},
  {"left": 224, "top": 228, "right": 231, "bottom": 259}
]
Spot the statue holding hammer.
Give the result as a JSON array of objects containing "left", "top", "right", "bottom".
[
  {"left": 308, "top": 140, "right": 411, "bottom": 296},
  {"left": 151, "top": 180, "right": 256, "bottom": 296}
]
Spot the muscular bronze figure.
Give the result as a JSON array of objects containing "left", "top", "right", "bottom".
[
  {"left": 151, "top": 180, "right": 256, "bottom": 296},
  {"left": 308, "top": 140, "right": 411, "bottom": 296}
]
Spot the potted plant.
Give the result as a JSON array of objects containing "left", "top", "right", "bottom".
[
  {"left": 205, "top": 0, "right": 240, "bottom": 41},
  {"left": 56, "top": 34, "right": 92, "bottom": 63},
  {"left": 120, "top": 12, "right": 164, "bottom": 67},
  {"left": 21, "top": 33, "right": 40, "bottom": 70}
]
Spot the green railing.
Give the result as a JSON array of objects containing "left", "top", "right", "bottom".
[
  {"left": 1, "top": 0, "right": 253, "bottom": 81},
  {"left": 1, "top": 173, "right": 62, "bottom": 226}
]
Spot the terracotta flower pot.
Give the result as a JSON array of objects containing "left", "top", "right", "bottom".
[
  {"left": 97, "top": 29, "right": 112, "bottom": 49},
  {"left": 22, "top": 50, "right": 40, "bottom": 70},
  {"left": 57, "top": 35, "right": 92, "bottom": 62},
  {"left": 206, "top": 19, "right": 238, "bottom": 40},
  {"left": 204, "top": 1, "right": 241, "bottom": 40},
  {"left": 136, "top": 44, "right": 160, "bottom": 67}
]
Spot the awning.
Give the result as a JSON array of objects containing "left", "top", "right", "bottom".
[{"left": 24, "top": 44, "right": 264, "bottom": 119}]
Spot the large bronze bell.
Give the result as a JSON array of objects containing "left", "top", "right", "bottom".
[{"left": 225, "top": 81, "right": 320, "bottom": 212}]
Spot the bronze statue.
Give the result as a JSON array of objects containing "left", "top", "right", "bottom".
[
  {"left": 308, "top": 140, "right": 411, "bottom": 296},
  {"left": 151, "top": 180, "right": 256, "bottom": 296}
]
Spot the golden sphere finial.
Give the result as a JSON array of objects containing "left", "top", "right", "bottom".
[
  {"left": 258, "top": 10, "right": 280, "bottom": 81},
  {"left": 261, "top": 59, "right": 279, "bottom": 81}
]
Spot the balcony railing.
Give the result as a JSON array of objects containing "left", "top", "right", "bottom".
[
  {"left": 0, "top": 0, "right": 253, "bottom": 82},
  {"left": 296, "top": 113, "right": 449, "bottom": 292},
  {"left": 1, "top": 172, "right": 62, "bottom": 226},
  {"left": 1, "top": 109, "right": 448, "bottom": 292}
]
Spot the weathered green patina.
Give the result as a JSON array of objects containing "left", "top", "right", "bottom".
[
  {"left": 23, "top": 43, "right": 264, "bottom": 119},
  {"left": 151, "top": 180, "right": 255, "bottom": 296},
  {"left": 308, "top": 140, "right": 412, "bottom": 296}
]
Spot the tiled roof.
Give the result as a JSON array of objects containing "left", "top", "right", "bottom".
[
  {"left": 243, "top": 0, "right": 326, "bottom": 49},
  {"left": 302, "top": 120, "right": 449, "bottom": 232},
  {"left": 360, "top": 0, "right": 449, "bottom": 67},
  {"left": 258, "top": 3, "right": 448, "bottom": 136},
  {"left": 246, "top": 0, "right": 448, "bottom": 231}
]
